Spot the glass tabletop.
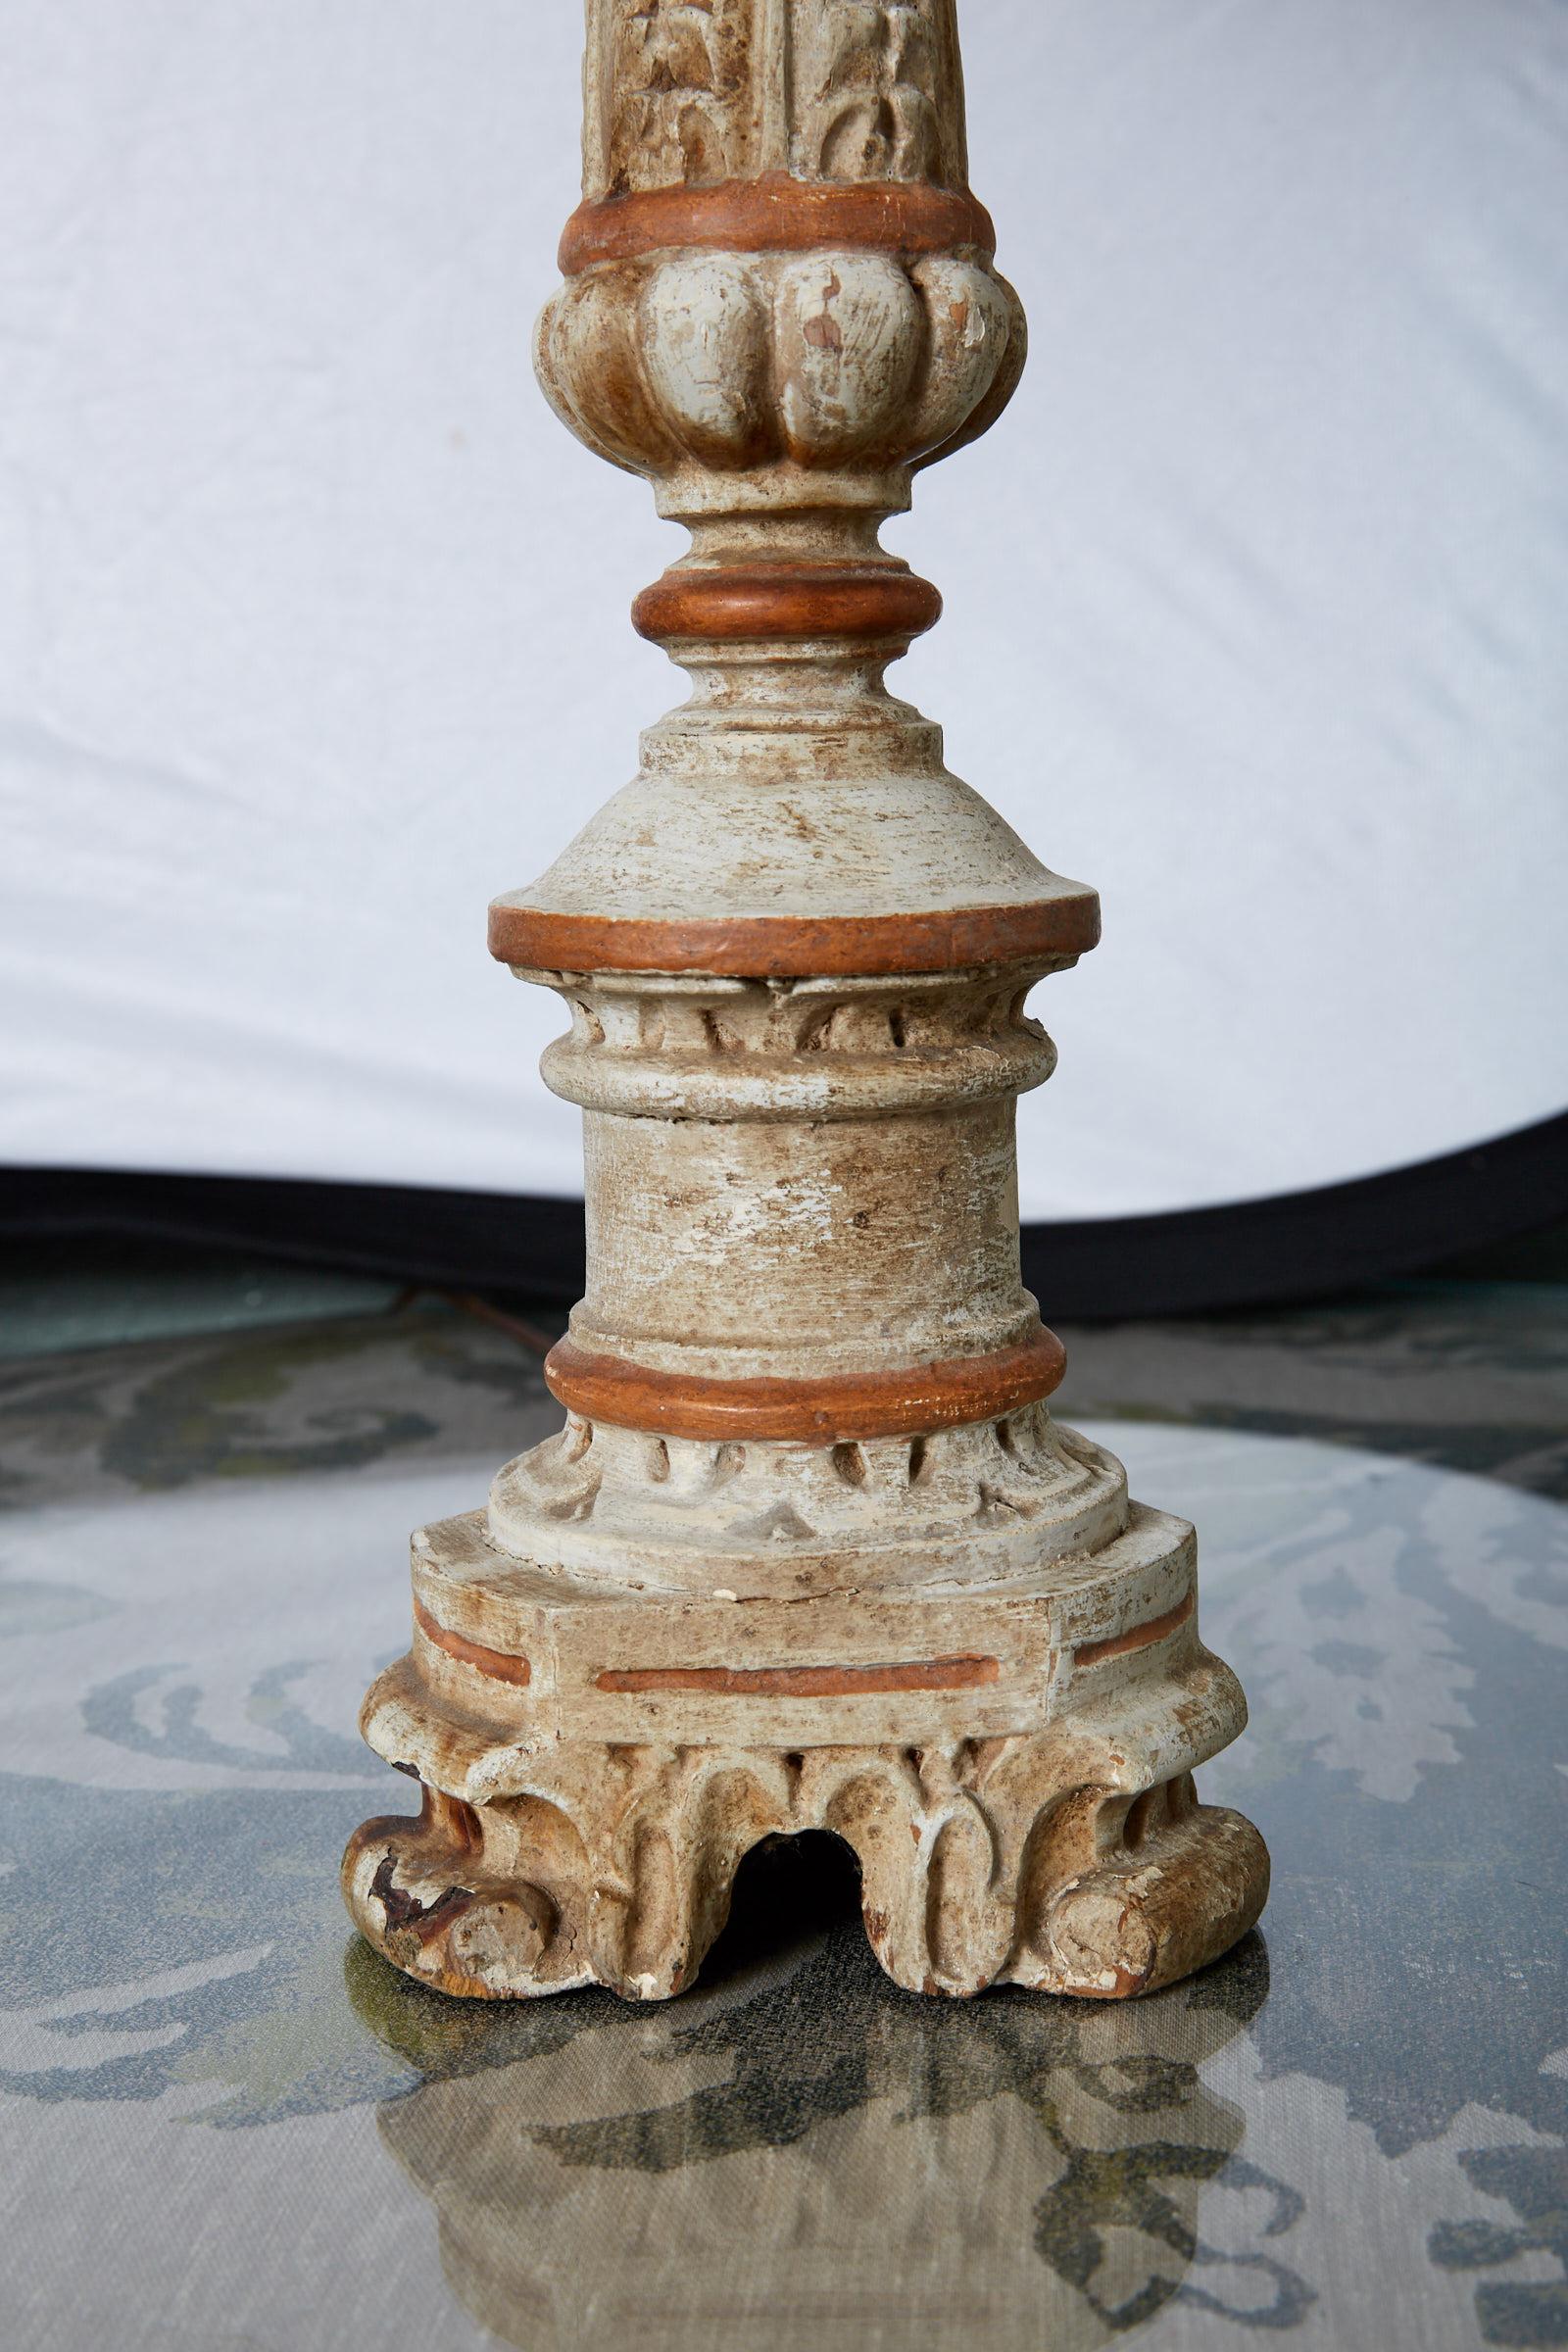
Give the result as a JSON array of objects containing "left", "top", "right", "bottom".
[{"left": 2, "top": 1304, "right": 1564, "bottom": 2351}]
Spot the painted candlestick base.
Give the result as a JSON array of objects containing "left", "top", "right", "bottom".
[
  {"left": 344, "top": 1760, "right": 1264, "bottom": 2005},
  {"left": 345, "top": 0, "right": 1268, "bottom": 2001},
  {"left": 344, "top": 1461, "right": 1267, "bottom": 2001}
]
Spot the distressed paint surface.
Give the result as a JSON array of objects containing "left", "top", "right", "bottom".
[
  {"left": 347, "top": 0, "right": 1265, "bottom": 2005},
  {"left": 583, "top": 0, "right": 968, "bottom": 197}
]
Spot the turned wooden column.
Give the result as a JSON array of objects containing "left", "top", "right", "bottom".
[{"left": 344, "top": 0, "right": 1268, "bottom": 2003}]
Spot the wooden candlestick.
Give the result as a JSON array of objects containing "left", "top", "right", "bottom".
[{"left": 344, "top": 0, "right": 1268, "bottom": 2003}]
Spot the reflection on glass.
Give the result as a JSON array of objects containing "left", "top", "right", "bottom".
[{"left": 349, "top": 1836, "right": 1302, "bottom": 2347}]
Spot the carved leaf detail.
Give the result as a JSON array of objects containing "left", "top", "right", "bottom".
[
  {"left": 606, "top": 0, "right": 751, "bottom": 192},
  {"left": 789, "top": 0, "right": 965, "bottom": 187}
]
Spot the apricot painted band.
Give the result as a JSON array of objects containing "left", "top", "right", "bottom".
[
  {"left": 560, "top": 174, "right": 997, "bottom": 275},
  {"left": 543, "top": 1327, "right": 1068, "bottom": 1445},
  {"left": 632, "top": 562, "right": 943, "bottom": 646},
  {"left": 413, "top": 1596, "right": 531, "bottom": 1687},
  {"left": 488, "top": 893, "right": 1102, "bottom": 978},
  {"left": 596, "top": 1655, "right": 1002, "bottom": 1697},
  {"left": 1071, "top": 1589, "right": 1196, "bottom": 1669}
]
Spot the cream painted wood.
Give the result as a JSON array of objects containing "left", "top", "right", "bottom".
[{"left": 345, "top": 0, "right": 1268, "bottom": 2005}]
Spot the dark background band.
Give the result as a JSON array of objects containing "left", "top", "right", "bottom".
[{"left": 4, "top": 1107, "right": 1565, "bottom": 1321}]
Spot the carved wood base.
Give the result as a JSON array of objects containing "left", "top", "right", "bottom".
[
  {"left": 343, "top": 1467, "right": 1268, "bottom": 2003},
  {"left": 344, "top": 1756, "right": 1266, "bottom": 2006}
]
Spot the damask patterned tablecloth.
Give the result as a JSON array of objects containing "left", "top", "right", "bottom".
[{"left": 0, "top": 1307, "right": 1564, "bottom": 2350}]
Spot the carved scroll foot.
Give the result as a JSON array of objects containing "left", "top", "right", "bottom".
[
  {"left": 1017, "top": 1782, "right": 1271, "bottom": 2000},
  {"left": 342, "top": 1789, "right": 571, "bottom": 2002},
  {"left": 344, "top": 1750, "right": 1267, "bottom": 2007}
]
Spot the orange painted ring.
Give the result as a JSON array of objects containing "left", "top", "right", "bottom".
[
  {"left": 543, "top": 1327, "right": 1067, "bottom": 1446},
  {"left": 632, "top": 562, "right": 943, "bottom": 646},
  {"left": 560, "top": 174, "right": 997, "bottom": 275},
  {"left": 488, "top": 895, "right": 1102, "bottom": 978}
]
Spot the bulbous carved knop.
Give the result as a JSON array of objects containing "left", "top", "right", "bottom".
[{"left": 536, "top": 246, "right": 1023, "bottom": 495}]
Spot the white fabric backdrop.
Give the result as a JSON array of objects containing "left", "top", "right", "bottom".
[{"left": 2, "top": 0, "right": 1565, "bottom": 1220}]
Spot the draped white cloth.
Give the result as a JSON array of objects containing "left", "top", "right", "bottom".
[{"left": 2, "top": 0, "right": 1564, "bottom": 1219}]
